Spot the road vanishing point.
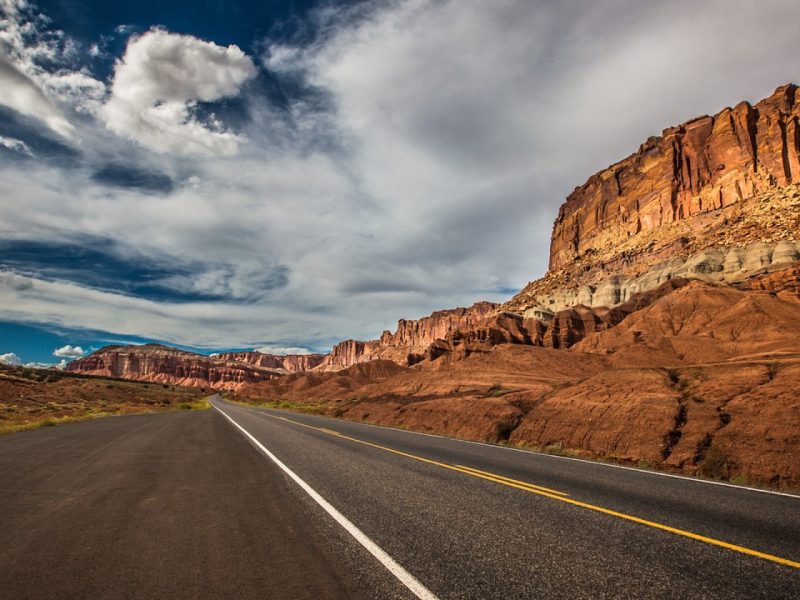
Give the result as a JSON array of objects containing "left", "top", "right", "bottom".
[{"left": 1, "top": 395, "right": 798, "bottom": 599}]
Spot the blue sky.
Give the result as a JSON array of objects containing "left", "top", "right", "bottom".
[{"left": 1, "top": 0, "right": 799, "bottom": 366}]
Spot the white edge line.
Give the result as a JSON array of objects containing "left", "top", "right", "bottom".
[
  {"left": 212, "top": 400, "right": 439, "bottom": 600},
  {"left": 229, "top": 400, "right": 799, "bottom": 500}
]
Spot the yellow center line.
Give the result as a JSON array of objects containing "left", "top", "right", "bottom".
[
  {"left": 453, "top": 464, "right": 568, "bottom": 496},
  {"left": 256, "top": 409, "right": 800, "bottom": 570},
  {"left": 265, "top": 412, "right": 569, "bottom": 495}
]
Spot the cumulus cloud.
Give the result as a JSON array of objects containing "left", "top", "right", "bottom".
[
  {"left": 53, "top": 344, "right": 85, "bottom": 358},
  {"left": 101, "top": 29, "right": 257, "bottom": 155},
  {"left": 0, "top": 351, "right": 21, "bottom": 365}
]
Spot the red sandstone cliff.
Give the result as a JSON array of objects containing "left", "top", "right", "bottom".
[
  {"left": 214, "top": 351, "right": 325, "bottom": 372},
  {"left": 317, "top": 301, "right": 499, "bottom": 369},
  {"left": 66, "top": 344, "right": 282, "bottom": 391},
  {"left": 549, "top": 84, "right": 800, "bottom": 271}
]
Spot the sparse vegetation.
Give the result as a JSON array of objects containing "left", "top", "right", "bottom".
[
  {"left": 0, "top": 363, "right": 209, "bottom": 435},
  {"left": 485, "top": 382, "right": 516, "bottom": 398},
  {"left": 178, "top": 400, "right": 210, "bottom": 410},
  {"left": 698, "top": 445, "right": 735, "bottom": 480},
  {"left": 544, "top": 442, "right": 566, "bottom": 456},
  {"left": 233, "top": 398, "right": 328, "bottom": 415}
]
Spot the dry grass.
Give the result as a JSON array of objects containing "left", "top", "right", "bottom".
[{"left": 0, "top": 364, "right": 209, "bottom": 435}]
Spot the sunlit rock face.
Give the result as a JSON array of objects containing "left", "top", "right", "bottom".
[
  {"left": 214, "top": 351, "right": 325, "bottom": 373},
  {"left": 66, "top": 344, "right": 283, "bottom": 390},
  {"left": 548, "top": 84, "right": 800, "bottom": 271}
]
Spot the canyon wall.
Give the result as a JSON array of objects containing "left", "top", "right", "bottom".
[
  {"left": 318, "top": 301, "right": 499, "bottom": 369},
  {"left": 549, "top": 83, "right": 800, "bottom": 271},
  {"left": 66, "top": 344, "right": 282, "bottom": 391},
  {"left": 214, "top": 351, "right": 325, "bottom": 373}
]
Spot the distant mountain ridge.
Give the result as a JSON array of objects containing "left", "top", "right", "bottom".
[
  {"left": 66, "top": 344, "right": 299, "bottom": 390},
  {"left": 214, "top": 351, "right": 325, "bottom": 372}
]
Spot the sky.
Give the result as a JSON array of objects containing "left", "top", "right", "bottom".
[{"left": 0, "top": 0, "right": 799, "bottom": 366}]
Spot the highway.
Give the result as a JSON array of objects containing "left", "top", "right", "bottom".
[{"left": 1, "top": 395, "right": 798, "bottom": 598}]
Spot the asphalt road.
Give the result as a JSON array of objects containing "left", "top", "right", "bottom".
[{"left": 2, "top": 396, "right": 799, "bottom": 598}]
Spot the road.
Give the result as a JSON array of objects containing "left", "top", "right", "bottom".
[{"left": 1, "top": 396, "right": 798, "bottom": 598}]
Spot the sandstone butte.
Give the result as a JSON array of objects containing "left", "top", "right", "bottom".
[{"left": 68, "top": 84, "right": 800, "bottom": 487}]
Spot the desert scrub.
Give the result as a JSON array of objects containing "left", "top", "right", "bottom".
[
  {"left": 233, "top": 398, "right": 327, "bottom": 415},
  {"left": 0, "top": 413, "right": 112, "bottom": 435},
  {"left": 487, "top": 383, "right": 515, "bottom": 398},
  {"left": 177, "top": 398, "right": 212, "bottom": 411},
  {"left": 698, "top": 445, "right": 735, "bottom": 480}
]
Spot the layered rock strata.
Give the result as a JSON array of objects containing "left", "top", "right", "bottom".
[
  {"left": 317, "top": 301, "right": 499, "bottom": 369},
  {"left": 517, "top": 239, "right": 800, "bottom": 315},
  {"left": 66, "top": 344, "right": 282, "bottom": 391},
  {"left": 214, "top": 351, "right": 325, "bottom": 373},
  {"left": 549, "top": 84, "right": 800, "bottom": 271},
  {"left": 507, "top": 162, "right": 800, "bottom": 314}
]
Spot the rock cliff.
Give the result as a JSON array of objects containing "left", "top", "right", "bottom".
[
  {"left": 506, "top": 86, "right": 800, "bottom": 315},
  {"left": 66, "top": 344, "right": 282, "bottom": 391},
  {"left": 214, "top": 351, "right": 325, "bottom": 373},
  {"left": 549, "top": 84, "right": 800, "bottom": 271},
  {"left": 317, "top": 301, "right": 499, "bottom": 369}
]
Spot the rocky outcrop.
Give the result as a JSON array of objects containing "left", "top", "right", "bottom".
[
  {"left": 507, "top": 167, "right": 800, "bottom": 315},
  {"left": 549, "top": 84, "right": 800, "bottom": 271},
  {"left": 424, "top": 278, "right": 692, "bottom": 360},
  {"left": 317, "top": 302, "right": 499, "bottom": 369},
  {"left": 66, "top": 344, "right": 282, "bottom": 391},
  {"left": 214, "top": 351, "right": 325, "bottom": 373},
  {"left": 736, "top": 263, "right": 800, "bottom": 304},
  {"left": 518, "top": 240, "right": 800, "bottom": 314}
]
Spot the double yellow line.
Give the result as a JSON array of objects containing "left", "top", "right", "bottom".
[{"left": 263, "top": 411, "right": 800, "bottom": 570}]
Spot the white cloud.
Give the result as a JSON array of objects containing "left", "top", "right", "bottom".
[
  {"left": 0, "top": 0, "right": 106, "bottom": 135},
  {"left": 43, "top": 69, "right": 107, "bottom": 115},
  {"left": 0, "top": 352, "right": 22, "bottom": 365},
  {"left": 101, "top": 29, "right": 257, "bottom": 155},
  {"left": 0, "top": 134, "right": 33, "bottom": 155},
  {"left": 0, "top": 53, "right": 74, "bottom": 137},
  {"left": 253, "top": 345, "right": 314, "bottom": 356},
  {"left": 53, "top": 344, "right": 85, "bottom": 358},
  {"left": 22, "top": 360, "right": 63, "bottom": 369}
]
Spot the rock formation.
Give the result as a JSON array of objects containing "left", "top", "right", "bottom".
[
  {"left": 214, "top": 351, "right": 325, "bottom": 373},
  {"left": 507, "top": 183, "right": 800, "bottom": 314},
  {"left": 317, "top": 301, "right": 499, "bottom": 369},
  {"left": 549, "top": 83, "right": 800, "bottom": 271},
  {"left": 311, "top": 86, "right": 800, "bottom": 370},
  {"left": 66, "top": 344, "right": 283, "bottom": 391}
]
